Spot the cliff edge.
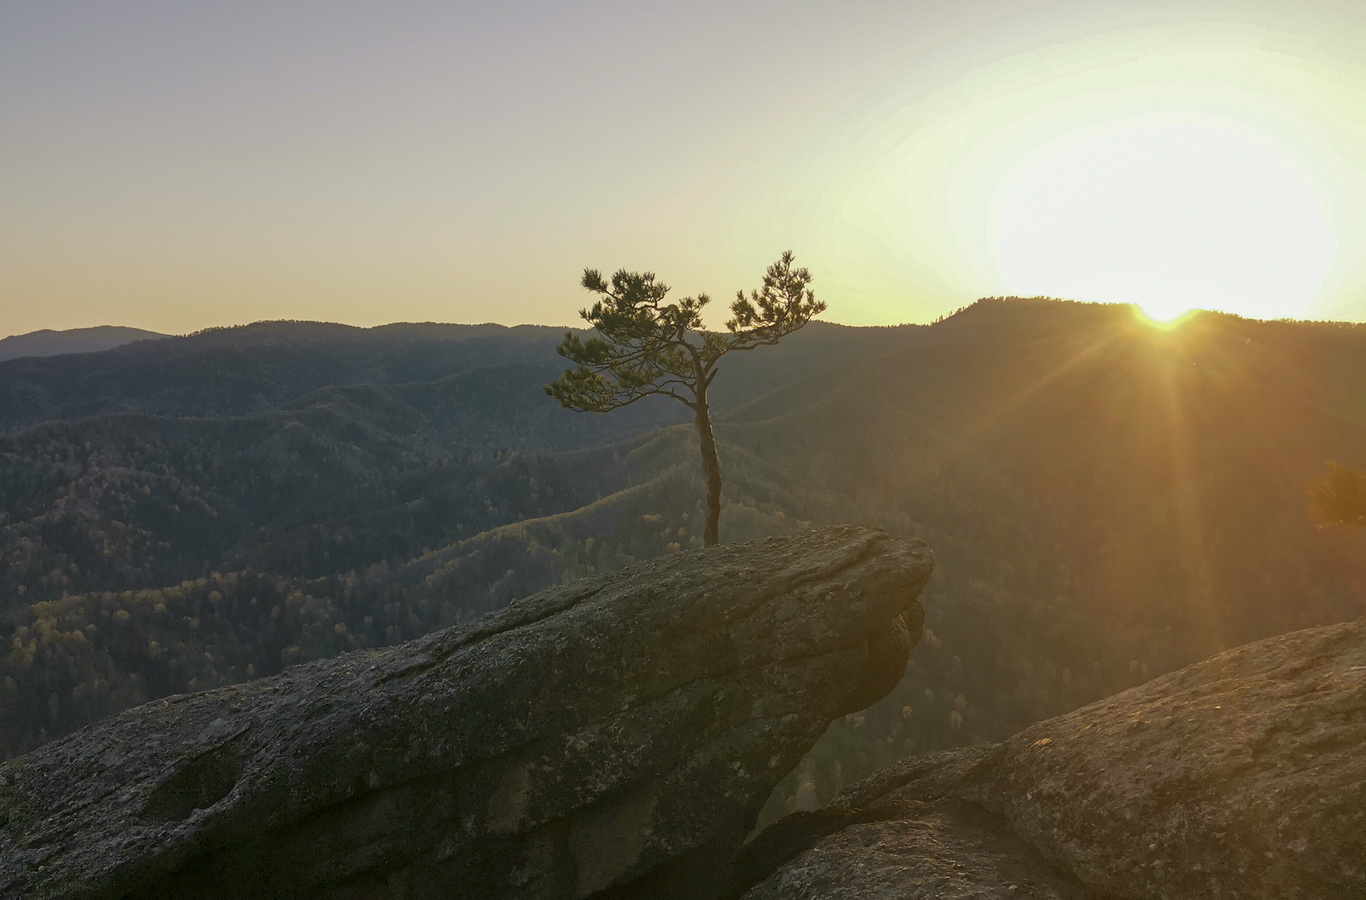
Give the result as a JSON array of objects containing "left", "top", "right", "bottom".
[{"left": 0, "top": 525, "right": 933, "bottom": 900}]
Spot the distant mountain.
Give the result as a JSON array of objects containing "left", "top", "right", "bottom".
[
  {"left": 0, "top": 319, "right": 903, "bottom": 434},
  {"left": 0, "top": 326, "right": 169, "bottom": 361},
  {"left": 1, "top": 302, "right": 1363, "bottom": 782}
]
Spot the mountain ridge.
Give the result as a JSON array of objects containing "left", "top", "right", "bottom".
[
  {"left": 1, "top": 299, "right": 1362, "bottom": 787},
  {"left": 0, "top": 326, "right": 170, "bottom": 361}
]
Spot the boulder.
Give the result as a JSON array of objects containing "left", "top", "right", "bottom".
[
  {"left": 0, "top": 525, "right": 932, "bottom": 900},
  {"left": 736, "top": 617, "right": 1366, "bottom": 899}
]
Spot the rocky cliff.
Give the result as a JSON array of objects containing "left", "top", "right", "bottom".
[
  {"left": 0, "top": 526, "right": 933, "bottom": 900},
  {"left": 735, "top": 616, "right": 1366, "bottom": 899}
]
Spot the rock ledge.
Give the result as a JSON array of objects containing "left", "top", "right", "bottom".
[
  {"left": 736, "top": 616, "right": 1366, "bottom": 899},
  {"left": 0, "top": 525, "right": 933, "bottom": 900}
]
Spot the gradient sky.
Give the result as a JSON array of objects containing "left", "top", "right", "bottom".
[{"left": 3, "top": 0, "right": 1365, "bottom": 336}]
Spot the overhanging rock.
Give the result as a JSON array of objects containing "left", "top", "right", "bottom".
[{"left": 0, "top": 525, "right": 933, "bottom": 900}]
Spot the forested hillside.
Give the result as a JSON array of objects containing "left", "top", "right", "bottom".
[{"left": 2, "top": 303, "right": 1363, "bottom": 805}]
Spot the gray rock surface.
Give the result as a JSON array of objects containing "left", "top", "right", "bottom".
[
  {"left": 0, "top": 525, "right": 932, "bottom": 900},
  {"left": 737, "top": 617, "right": 1366, "bottom": 899},
  {"left": 737, "top": 799, "right": 1103, "bottom": 900}
]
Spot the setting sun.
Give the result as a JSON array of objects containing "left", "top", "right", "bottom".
[
  {"left": 989, "top": 115, "right": 1339, "bottom": 322},
  {"left": 1135, "top": 301, "right": 1197, "bottom": 328}
]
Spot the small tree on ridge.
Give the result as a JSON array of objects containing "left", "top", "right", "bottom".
[
  {"left": 546, "top": 251, "right": 826, "bottom": 546},
  {"left": 1310, "top": 462, "right": 1366, "bottom": 531}
]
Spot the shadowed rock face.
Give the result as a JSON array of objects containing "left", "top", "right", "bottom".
[
  {"left": 736, "top": 617, "right": 1366, "bottom": 900},
  {"left": 0, "top": 526, "right": 932, "bottom": 900}
]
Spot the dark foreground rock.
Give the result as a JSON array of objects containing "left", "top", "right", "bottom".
[
  {"left": 0, "top": 526, "right": 932, "bottom": 900},
  {"left": 735, "top": 617, "right": 1366, "bottom": 899}
]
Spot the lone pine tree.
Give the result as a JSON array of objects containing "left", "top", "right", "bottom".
[{"left": 546, "top": 251, "right": 826, "bottom": 546}]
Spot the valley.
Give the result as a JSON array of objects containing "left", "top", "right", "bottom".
[{"left": 2, "top": 300, "right": 1362, "bottom": 815}]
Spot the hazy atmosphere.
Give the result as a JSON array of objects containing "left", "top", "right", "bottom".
[
  {"left": 5, "top": 5, "right": 1366, "bottom": 894},
  {"left": 4, "top": 0, "right": 1366, "bottom": 335}
]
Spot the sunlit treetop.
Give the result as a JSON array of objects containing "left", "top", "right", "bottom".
[{"left": 546, "top": 251, "right": 826, "bottom": 413}]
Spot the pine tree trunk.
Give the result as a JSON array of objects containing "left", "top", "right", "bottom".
[{"left": 694, "top": 397, "right": 722, "bottom": 546}]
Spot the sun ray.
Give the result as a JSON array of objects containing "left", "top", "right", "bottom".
[
  {"left": 943, "top": 320, "right": 1126, "bottom": 450},
  {"left": 1151, "top": 340, "right": 1227, "bottom": 655}
]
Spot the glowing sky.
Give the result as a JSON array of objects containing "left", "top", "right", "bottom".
[{"left": 3, "top": 0, "right": 1365, "bottom": 336}]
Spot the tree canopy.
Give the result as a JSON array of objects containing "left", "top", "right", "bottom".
[{"left": 546, "top": 251, "right": 825, "bottom": 544}]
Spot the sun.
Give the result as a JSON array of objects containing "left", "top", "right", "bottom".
[
  {"left": 988, "top": 114, "right": 1338, "bottom": 321},
  {"left": 1134, "top": 301, "right": 1198, "bottom": 331},
  {"left": 1136, "top": 299, "right": 1196, "bottom": 327}
]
